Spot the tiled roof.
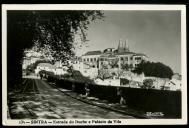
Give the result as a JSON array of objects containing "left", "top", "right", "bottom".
[
  {"left": 100, "top": 54, "right": 117, "bottom": 58},
  {"left": 115, "top": 52, "right": 147, "bottom": 57},
  {"left": 108, "top": 54, "right": 117, "bottom": 58},
  {"left": 115, "top": 52, "right": 135, "bottom": 55},
  {"left": 100, "top": 54, "right": 109, "bottom": 57},
  {"left": 83, "top": 51, "right": 102, "bottom": 56},
  {"left": 134, "top": 53, "right": 147, "bottom": 57}
]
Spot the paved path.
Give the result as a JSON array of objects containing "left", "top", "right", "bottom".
[{"left": 8, "top": 78, "right": 135, "bottom": 119}]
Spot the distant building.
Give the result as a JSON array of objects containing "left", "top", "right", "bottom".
[
  {"left": 81, "top": 51, "right": 102, "bottom": 69},
  {"left": 22, "top": 56, "right": 42, "bottom": 69},
  {"left": 22, "top": 50, "right": 45, "bottom": 69},
  {"left": 77, "top": 39, "right": 148, "bottom": 78},
  {"left": 81, "top": 39, "right": 148, "bottom": 71},
  {"left": 35, "top": 63, "right": 56, "bottom": 73},
  {"left": 35, "top": 62, "right": 67, "bottom": 75},
  {"left": 22, "top": 57, "right": 31, "bottom": 69}
]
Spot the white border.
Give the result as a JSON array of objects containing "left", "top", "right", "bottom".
[{"left": 2, "top": 4, "right": 187, "bottom": 125}]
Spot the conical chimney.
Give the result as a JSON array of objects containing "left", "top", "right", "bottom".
[
  {"left": 118, "top": 39, "right": 121, "bottom": 50},
  {"left": 124, "top": 40, "right": 127, "bottom": 51},
  {"left": 126, "top": 39, "right": 130, "bottom": 52}
]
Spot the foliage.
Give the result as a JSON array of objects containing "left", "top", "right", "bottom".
[
  {"left": 60, "top": 73, "right": 71, "bottom": 79},
  {"left": 121, "top": 63, "right": 130, "bottom": 70},
  {"left": 67, "top": 65, "right": 73, "bottom": 73},
  {"left": 101, "top": 63, "right": 109, "bottom": 69},
  {"left": 39, "top": 70, "right": 55, "bottom": 78},
  {"left": 7, "top": 10, "right": 104, "bottom": 87},
  {"left": 129, "top": 64, "right": 133, "bottom": 69},
  {"left": 98, "top": 69, "right": 112, "bottom": 80},
  {"left": 109, "top": 58, "right": 119, "bottom": 68},
  {"left": 120, "top": 78, "right": 130, "bottom": 85},
  {"left": 61, "top": 70, "right": 94, "bottom": 84},
  {"left": 132, "top": 61, "right": 174, "bottom": 79},
  {"left": 39, "top": 70, "right": 54, "bottom": 76},
  {"left": 141, "top": 79, "right": 154, "bottom": 89},
  {"left": 31, "top": 11, "right": 103, "bottom": 61}
]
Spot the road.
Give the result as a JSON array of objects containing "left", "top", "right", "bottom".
[{"left": 8, "top": 78, "right": 135, "bottom": 119}]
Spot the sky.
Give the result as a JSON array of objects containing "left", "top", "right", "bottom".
[{"left": 75, "top": 11, "right": 181, "bottom": 73}]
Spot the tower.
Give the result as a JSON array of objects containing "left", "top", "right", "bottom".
[
  {"left": 125, "top": 40, "right": 130, "bottom": 52},
  {"left": 117, "top": 39, "right": 121, "bottom": 51},
  {"left": 118, "top": 39, "right": 124, "bottom": 53},
  {"left": 124, "top": 40, "right": 127, "bottom": 51},
  {"left": 117, "top": 39, "right": 130, "bottom": 53}
]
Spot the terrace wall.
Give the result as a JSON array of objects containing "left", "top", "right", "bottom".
[{"left": 47, "top": 76, "right": 181, "bottom": 118}]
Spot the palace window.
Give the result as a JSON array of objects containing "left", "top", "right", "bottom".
[
  {"left": 94, "top": 58, "right": 96, "bottom": 61},
  {"left": 87, "top": 58, "right": 89, "bottom": 62},
  {"left": 91, "top": 58, "right": 93, "bottom": 62},
  {"left": 121, "top": 57, "right": 124, "bottom": 61}
]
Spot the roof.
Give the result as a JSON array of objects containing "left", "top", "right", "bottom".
[
  {"left": 38, "top": 63, "right": 56, "bottom": 69},
  {"left": 100, "top": 54, "right": 109, "bottom": 57},
  {"left": 108, "top": 54, "right": 117, "bottom": 58},
  {"left": 133, "top": 53, "right": 147, "bottom": 57},
  {"left": 83, "top": 51, "right": 102, "bottom": 56},
  {"left": 115, "top": 52, "right": 147, "bottom": 57},
  {"left": 115, "top": 52, "right": 135, "bottom": 55},
  {"left": 100, "top": 53, "right": 117, "bottom": 58}
]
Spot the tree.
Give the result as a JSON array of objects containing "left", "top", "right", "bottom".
[
  {"left": 109, "top": 58, "right": 119, "bottom": 68},
  {"left": 98, "top": 69, "right": 112, "bottom": 80},
  {"left": 121, "top": 63, "right": 130, "bottom": 70},
  {"left": 7, "top": 10, "right": 104, "bottom": 89},
  {"left": 141, "top": 79, "right": 154, "bottom": 89},
  {"left": 101, "top": 63, "right": 109, "bottom": 69},
  {"left": 132, "top": 61, "right": 173, "bottom": 79}
]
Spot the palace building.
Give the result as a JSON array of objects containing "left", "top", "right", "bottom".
[{"left": 81, "top": 39, "right": 148, "bottom": 71}]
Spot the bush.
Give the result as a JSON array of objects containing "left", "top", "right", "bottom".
[
  {"left": 132, "top": 61, "right": 173, "bottom": 79},
  {"left": 98, "top": 69, "right": 112, "bottom": 80},
  {"left": 141, "top": 79, "right": 154, "bottom": 89},
  {"left": 39, "top": 70, "right": 54, "bottom": 76},
  {"left": 121, "top": 63, "right": 130, "bottom": 70},
  {"left": 120, "top": 78, "right": 129, "bottom": 85}
]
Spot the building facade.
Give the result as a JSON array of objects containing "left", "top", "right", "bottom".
[
  {"left": 81, "top": 51, "right": 102, "bottom": 69},
  {"left": 81, "top": 40, "right": 148, "bottom": 71}
]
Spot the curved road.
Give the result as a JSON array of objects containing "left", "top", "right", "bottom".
[{"left": 9, "top": 78, "right": 135, "bottom": 119}]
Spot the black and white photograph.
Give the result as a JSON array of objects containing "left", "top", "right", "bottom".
[{"left": 2, "top": 4, "right": 187, "bottom": 125}]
